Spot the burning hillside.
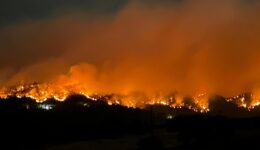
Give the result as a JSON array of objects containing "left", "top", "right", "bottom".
[
  {"left": 0, "top": 1, "right": 260, "bottom": 115},
  {"left": 1, "top": 82, "right": 260, "bottom": 113}
]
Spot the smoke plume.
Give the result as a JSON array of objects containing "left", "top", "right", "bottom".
[{"left": 0, "top": 0, "right": 260, "bottom": 100}]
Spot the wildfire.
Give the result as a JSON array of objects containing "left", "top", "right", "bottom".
[
  {"left": 0, "top": 82, "right": 94, "bottom": 103},
  {"left": 1, "top": 82, "right": 260, "bottom": 112}
]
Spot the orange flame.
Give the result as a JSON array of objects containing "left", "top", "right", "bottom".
[{"left": 1, "top": 82, "right": 260, "bottom": 112}]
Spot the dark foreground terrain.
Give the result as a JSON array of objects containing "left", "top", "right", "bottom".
[{"left": 1, "top": 95, "right": 260, "bottom": 150}]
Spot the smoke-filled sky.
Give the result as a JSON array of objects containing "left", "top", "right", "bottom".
[{"left": 0, "top": 0, "right": 260, "bottom": 97}]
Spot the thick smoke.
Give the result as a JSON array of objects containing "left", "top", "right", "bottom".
[{"left": 0, "top": 0, "right": 260, "bottom": 98}]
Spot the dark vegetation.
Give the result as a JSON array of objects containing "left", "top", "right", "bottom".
[{"left": 1, "top": 95, "right": 260, "bottom": 149}]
